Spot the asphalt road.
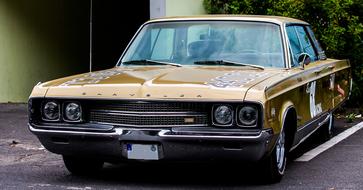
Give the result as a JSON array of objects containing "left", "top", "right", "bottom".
[{"left": 1, "top": 104, "right": 363, "bottom": 190}]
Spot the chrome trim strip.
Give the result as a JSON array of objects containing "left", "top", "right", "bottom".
[
  {"left": 33, "top": 97, "right": 246, "bottom": 102},
  {"left": 119, "top": 127, "right": 166, "bottom": 131},
  {"left": 116, "top": 20, "right": 146, "bottom": 66},
  {"left": 158, "top": 129, "right": 266, "bottom": 140},
  {"left": 30, "top": 124, "right": 267, "bottom": 140},
  {"left": 29, "top": 124, "right": 123, "bottom": 136},
  {"left": 281, "top": 22, "right": 290, "bottom": 69},
  {"left": 89, "top": 121, "right": 208, "bottom": 128},
  {"left": 90, "top": 109, "right": 201, "bottom": 115},
  {"left": 296, "top": 112, "right": 329, "bottom": 132},
  {"left": 290, "top": 113, "right": 330, "bottom": 151},
  {"left": 33, "top": 125, "right": 112, "bottom": 132},
  {"left": 90, "top": 111, "right": 206, "bottom": 117},
  {"left": 318, "top": 114, "right": 331, "bottom": 127}
]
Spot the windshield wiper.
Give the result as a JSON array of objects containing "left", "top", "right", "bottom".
[
  {"left": 122, "top": 59, "right": 182, "bottom": 67},
  {"left": 194, "top": 60, "right": 264, "bottom": 70}
]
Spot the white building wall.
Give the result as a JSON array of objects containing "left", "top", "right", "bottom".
[{"left": 150, "top": 0, "right": 205, "bottom": 19}]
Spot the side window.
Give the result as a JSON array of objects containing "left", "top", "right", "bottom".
[
  {"left": 295, "top": 26, "right": 317, "bottom": 60},
  {"left": 150, "top": 28, "right": 175, "bottom": 60},
  {"left": 286, "top": 26, "right": 303, "bottom": 67},
  {"left": 286, "top": 25, "right": 318, "bottom": 67}
]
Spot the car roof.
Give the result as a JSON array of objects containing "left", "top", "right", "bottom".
[{"left": 148, "top": 15, "right": 309, "bottom": 25}]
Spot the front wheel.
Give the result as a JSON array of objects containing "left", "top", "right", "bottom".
[
  {"left": 63, "top": 155, "right": 104, "bottom": 175},
  {"left": 261, "top": 129, "right": 287, "bottom": 183}
]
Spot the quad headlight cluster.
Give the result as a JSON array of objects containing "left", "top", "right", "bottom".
[
  {"left": 42, "top": 101, "right": 82, "bottom": 122},
  {"left": 212, "top": 104, "right": 259, "bottom": 128}
]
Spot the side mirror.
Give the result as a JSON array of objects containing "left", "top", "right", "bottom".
[{"left": 298, "top": 53, "right": 311, "bottom": 69}]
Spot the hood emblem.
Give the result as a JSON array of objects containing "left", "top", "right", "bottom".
[{"left": 206, "top": 71, "right": 269, "bottom": 88}]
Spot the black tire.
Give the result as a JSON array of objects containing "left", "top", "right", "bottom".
[
  {"left": 261, "top": 128, "right": 287, "bottom": 183},
  {"left": 63, "top": 155, "right": 104, "bottom": 175},
  {"left": 319, "top": 113, "right": 334, "bottom": 141}
]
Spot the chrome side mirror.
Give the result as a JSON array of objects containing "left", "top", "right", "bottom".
[{"left": 298, "top": 53, "right": 311, "bottom": 69}]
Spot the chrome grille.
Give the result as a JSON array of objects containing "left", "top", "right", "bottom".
[
  {"left": 88, "top": 102, "right": 209, "bottom": 127},
  {"left": 91, "top": 102, "right": 206, "bottom": 112}
]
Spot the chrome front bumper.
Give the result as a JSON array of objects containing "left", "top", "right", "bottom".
[{"left": 29, "top": 124, "right": 275, "bottom": 162}]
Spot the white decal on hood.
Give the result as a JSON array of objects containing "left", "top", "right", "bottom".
[
  {"left": 60, "top": 70, "right": 126, "bottom": 86},
  {"left": 206, "top": 71, "right": 269, "bottom": 88}
]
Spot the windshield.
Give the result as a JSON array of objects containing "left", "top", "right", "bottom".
[{"left": 119, "top": 21, "right": 285, "bottom": 68}]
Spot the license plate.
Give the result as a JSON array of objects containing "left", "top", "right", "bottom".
[{"left": 126, "top": 144, "right": 159, "bottom": 160}]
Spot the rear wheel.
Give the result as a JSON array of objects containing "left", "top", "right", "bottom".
[
  {"left": 63, "top": 155, "right": 104, "bottom": 175},
  {"left": 261, "top": 128, "right": 287, "bottom": 183}
]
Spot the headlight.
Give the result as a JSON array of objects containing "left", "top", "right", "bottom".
[
  {"left": 64, "top": 102, "right": 82, "bottom": 122},
  {"left": 42, "top": 101, "right": 60, "bottom": 121},
  {"left": 213, "top": 105, "right": 233, "bottom": 126},
  {"left": 238, "top": 106, "right": 258, "bottom": 126}
]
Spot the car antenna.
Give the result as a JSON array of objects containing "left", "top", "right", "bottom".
[{"left": 89, "top": 0, "right": 93, "bottom": 72}]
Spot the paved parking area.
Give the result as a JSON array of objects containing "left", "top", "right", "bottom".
[{"left": 0, "top": 104, "right": 363, "bottom": 189}]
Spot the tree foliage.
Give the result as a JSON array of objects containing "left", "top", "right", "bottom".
[{"left": 204, "top": 0, "right": 363, "bottom": 107}]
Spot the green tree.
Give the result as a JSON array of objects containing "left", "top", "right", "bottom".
[{"left": 204, "top": 0, "right": 363, "bottom": 107}]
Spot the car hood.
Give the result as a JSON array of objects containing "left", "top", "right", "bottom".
[{"left": 40, "top": 66, "right": 280, "bottom": 100}]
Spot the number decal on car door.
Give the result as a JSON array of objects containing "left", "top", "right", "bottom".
[{"left": 307, "top": 81, "right": 322, "bottom": 118}]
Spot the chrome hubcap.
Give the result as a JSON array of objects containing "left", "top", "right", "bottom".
[{"left": 276, "top": 130, "right": 285, "bottom": 171}]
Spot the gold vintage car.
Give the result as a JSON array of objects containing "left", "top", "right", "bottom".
[{"left": 28, "top": 15, "right": 351, "bottom": 182}]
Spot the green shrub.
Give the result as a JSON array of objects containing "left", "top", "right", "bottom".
[
  {"left": 346, "top": 113, "right": 356, "bottom": 123},
  {"left": 204, "top": 0, "right": 363, "bottom": 107}
]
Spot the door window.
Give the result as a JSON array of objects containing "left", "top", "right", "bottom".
[{"left": 286, "top": 25, "right": 318, "bottom": 67}]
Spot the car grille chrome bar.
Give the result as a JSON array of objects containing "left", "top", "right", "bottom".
[
  {"left": 88, "top": 102, "right": 209, "bottom": 127},
  {"left": 91, "top": 102, "right": 206, "bottom": 112}
]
